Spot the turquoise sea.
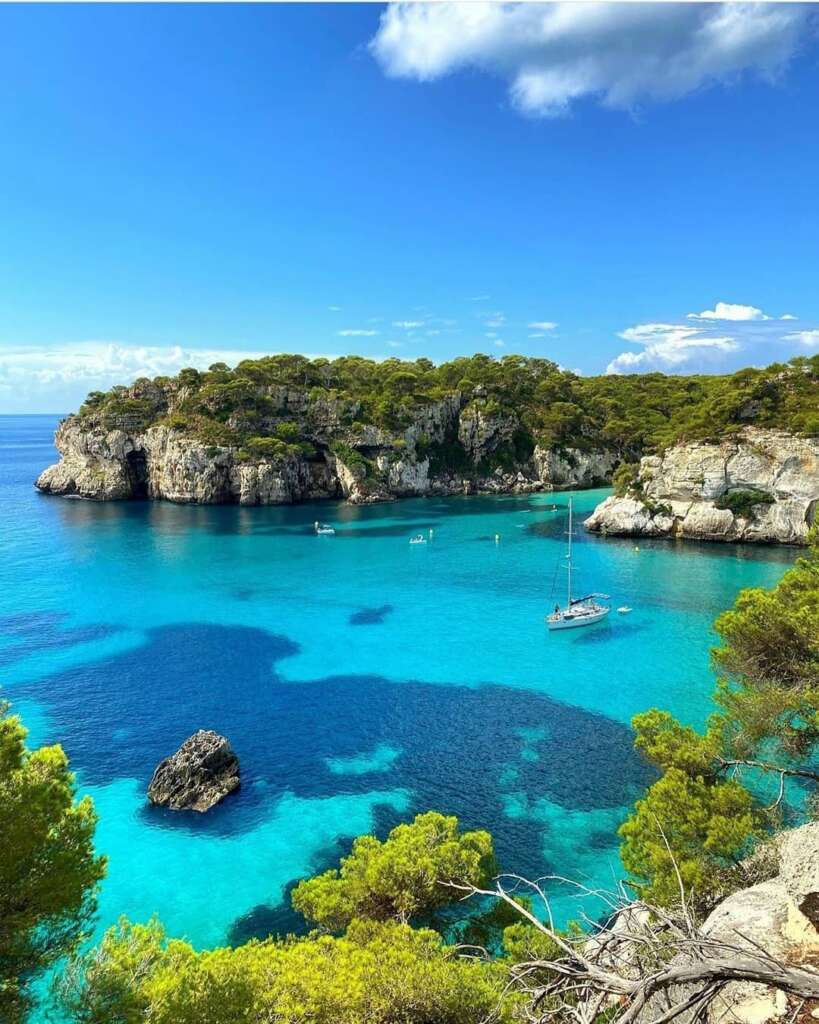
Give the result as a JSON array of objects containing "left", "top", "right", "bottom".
[{"left": 0, "top": 415, "right": 797, "bottom": 947}]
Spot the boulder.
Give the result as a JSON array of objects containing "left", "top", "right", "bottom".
[
  {"left": 633, "top": 823, "right": 819, "bottom": 1024},
  {"left": 147, "top": 730, "right": 240, "bottom": 812}
]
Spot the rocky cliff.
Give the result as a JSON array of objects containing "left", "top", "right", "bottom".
[
  {"left": 35, "top": 383, "right": 617, "bottom": 505},
  {"left": 585, "top": 429, "right": 819, "bottom": 545}
]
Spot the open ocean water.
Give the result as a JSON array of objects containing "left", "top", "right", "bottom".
[{"left": 0, "top": 414, "right": 797, "bottom": 947}]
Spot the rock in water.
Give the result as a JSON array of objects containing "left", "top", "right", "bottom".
[{"left": 147, "top": 731, "right": 240, "bottom": 812}]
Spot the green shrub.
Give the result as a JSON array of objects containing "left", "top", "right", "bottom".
[
  {"left": 612, "top": 461, "right": 640, "bottom": 497},
  {"left": 714, "top": 489, "right": 775, "bottom": 519}
]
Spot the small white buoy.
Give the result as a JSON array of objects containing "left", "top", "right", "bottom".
[
  {"left": 429, "top": 528, "right": 433, "bottom": 538},
  {"left": 495, "top": 533, "right": 500, "bottom": 544}
]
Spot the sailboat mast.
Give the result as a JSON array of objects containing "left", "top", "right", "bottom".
[{"left": 567, "top": 498, "right": 573, "bottom": 607}]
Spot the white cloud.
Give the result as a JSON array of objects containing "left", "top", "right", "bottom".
[
  {"left": 337, "top": 329, "right": 380, "bottom": 337},
  {"left": 781, "top": 313, "right": 798, "bottom": 320},
  {"left": 468, "top": 294, "right": 490, "bottom": 301},
  {"left": 386, "top": 340, "right": 404, "bottom": 349},
  {"left": 783, "top": 329, "right": 819, "bottom": 348},
  {"left": 0, "top": 341, "right": 316, "bottom": 414},
  {"left": 528, "top": 333, "right": 546, "bottom": 339},
  {"left": 607, "top": 322, "right": 737, "bottom": 374},
  {"left": 687, "top": 301, "right": 772, "bottom": 321},
  {"left": 528, "top": 320, "right": 558, "bottom": 331},
  {"left": 328, "top": 305, "right": 342, "bottom": 312},
  {"left": 494, "top": 339, "right": 506, "bottom": 348},
  {"left": 370, "top": 3, "right": 811, "bottom": 117},
  {"left": 479, "top": 310, "right": 506, "bottom": 328},
  {"left": 392, "top": 320, "right": 425, "bottom": 329}
]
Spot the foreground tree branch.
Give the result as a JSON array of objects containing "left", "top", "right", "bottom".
[{"left": 446, "top": 876, "right": 819, "bottom": 1024}]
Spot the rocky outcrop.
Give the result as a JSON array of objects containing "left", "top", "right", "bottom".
[
  {"left": 533, "top": 445, "right": 618, "bottom": 489},
  {"left": 36, "top": 392, "right": 620, "bottom": 506},
  {"left": 147, "top": 730, "right": 240, "bottom": 812},
  {"left": 585, "top": 429, "right": 819, "bottom": 545},
  {"left": 661, "top": 824, "right": 819, "bottom": 1024}
]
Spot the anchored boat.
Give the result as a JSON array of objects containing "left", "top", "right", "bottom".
[{"left": 546, "top": 498, "right": 610, "bottom": 631}]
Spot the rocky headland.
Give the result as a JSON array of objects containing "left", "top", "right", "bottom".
[
  {"left": 35, "top": 377, "right": 616, "bottom": 505},
  {"left": 147, "top": 730, "right": 240, "bottom": 812},
  {"left": 34, "top": 355, "right": 819, "bottom": 528},
  {"left": 585, "top": 428, "right": 819, "bottom": 545}
]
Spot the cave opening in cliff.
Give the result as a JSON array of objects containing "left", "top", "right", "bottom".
[{"left": 125, "top": 449, "right": 149, "bottom": 499}]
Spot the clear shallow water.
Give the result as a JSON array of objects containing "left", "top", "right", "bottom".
[{"left": 0, "top": 415, "right": 797, "bottom": 945}]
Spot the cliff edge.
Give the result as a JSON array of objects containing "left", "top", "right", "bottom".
[{"left": 36, "top": 379, "right": 615, "bottom": 505}]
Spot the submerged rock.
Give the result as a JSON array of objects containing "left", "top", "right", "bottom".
[{"left": 147, "top": 730, "right": 240, "bottom": 812}]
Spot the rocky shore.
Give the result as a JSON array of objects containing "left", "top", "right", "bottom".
[
  {"left": 585, "top": 429, "right": 819, "bottom": 545},
  {"left": 35, "top": 388, "right": 617, "bottom": 505}
]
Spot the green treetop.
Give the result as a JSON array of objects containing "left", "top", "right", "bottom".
[
  {"left": 74, "top": 352, "right": 819, "bottom": 465},
  {"left": 620, "top": 529, "right": 819, "bottom": 911},
  {"left": 291, "top": 811, "right": 497, "bottom": 931},
  {"left": 0, "top": 704, "right": 106, "bottom": 1023},
  {"left": 61, "top": 916, "right": 517, "bottom": 1024}
]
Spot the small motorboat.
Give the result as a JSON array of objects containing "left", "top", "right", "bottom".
[
  {"left": 617, "top": 606, "right": 632, "bottom": 614},
  {"left": 409, "top": 534, "right": 427, "bottom": 545},
  {"left": 316, "top": 524, "right": 335, "bottom": 536}
]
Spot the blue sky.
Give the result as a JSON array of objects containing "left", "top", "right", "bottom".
[{"left": 1, "top": 2, "right": 819, "bottom": 412}]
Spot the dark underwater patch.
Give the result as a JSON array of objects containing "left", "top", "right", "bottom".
[
  {"left": 0, "top": 613, "right": 122, "bottom": 668},
  {"left": 20, "top": 621, "right": 654, "bottom": 882},
  {"left": 349, "top": 605, "right": 394, "bottom": 626},
  {"left": 228, "top": 897, "right": 310, "bottom": 945}
]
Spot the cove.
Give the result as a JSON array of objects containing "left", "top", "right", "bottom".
[{"left": 0, "top": 415, "right": 797, "bottom": 945}]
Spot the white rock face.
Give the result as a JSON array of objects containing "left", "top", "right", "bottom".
[
  {"left": 585, "top": 429, "right": 819, "bottom": 545},
  {"left": 36, "top": 396, "right": 622, "bottom": 506},
  {"left": 457, "top": 406, "right": 518, "bottom": 462},
  {"left": 533, "top": 446, "right": 618, "bottom": 489}
]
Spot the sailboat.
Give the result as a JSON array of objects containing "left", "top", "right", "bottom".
[{"left": 546, "top": 498, "right": 610, "bottom": 631}]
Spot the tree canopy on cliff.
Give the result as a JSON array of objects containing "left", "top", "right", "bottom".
[
  {"left": 0, "top": 705, "right": 106, "bottom": 1024},
  {"left": 76, "top": 351, "right": 819, "bottom": 461}
]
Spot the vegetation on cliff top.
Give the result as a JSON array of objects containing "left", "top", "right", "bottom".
[{"left": 77, "top": 352, "right": 819, "bottom": 464}]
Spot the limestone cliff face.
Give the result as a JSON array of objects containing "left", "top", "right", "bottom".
[
  {"left": 533, "top": 446, "right": 618, "bottom": 489},
  {"left": 36, "top": 391, "right": 619, "bottom": 505},
  {"left": 585, "top": 429, "right": 819, "bottom": 545}
]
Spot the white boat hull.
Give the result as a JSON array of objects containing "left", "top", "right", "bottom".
[{"left": 547, "top": 605, "right": 610, "bottom": 630}]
